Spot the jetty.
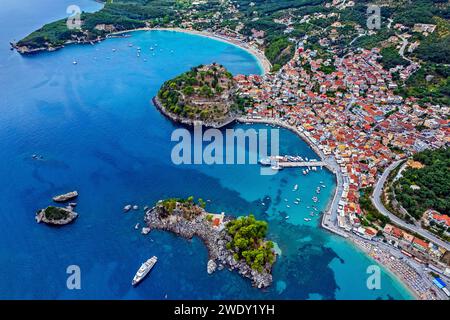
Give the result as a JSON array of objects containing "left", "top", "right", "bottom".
[{"left": 278, "top": 161, "right": 326, "bottom": 168}]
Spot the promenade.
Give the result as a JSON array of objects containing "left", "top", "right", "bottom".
[{"left": 237, "top": 117, "right": 448, "bottom": 300}]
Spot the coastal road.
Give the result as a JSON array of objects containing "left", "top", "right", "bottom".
[{"left": 371, "top": 160, "right": 450, "bottom": 251}]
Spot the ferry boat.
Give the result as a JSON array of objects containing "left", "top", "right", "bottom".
[{"left": 132, "top": 256, "right": 158, "bottom": 286}]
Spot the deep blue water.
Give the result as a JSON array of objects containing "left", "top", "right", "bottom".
[{"left": 0, "top": 0, "right": 413, "bottom": 299}]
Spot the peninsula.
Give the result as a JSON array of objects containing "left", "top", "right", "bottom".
[
  {"left": 154, "top": 63, "right": 251, "bottom": 128},
  {"left": 144, "top": 197, "right": 276, "bottom": 288}
]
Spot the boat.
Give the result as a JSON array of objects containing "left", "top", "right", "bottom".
[
  {"left": 72, "top": 61, "right": 77, "bottom": 65},
  {"left": 271, "top": 163, "right": 281, "bottom": 171},
  {"left": 132, "top": 256, "right": 158, "bottom": 286},
  {"left": 302, "top": 169, "right": 307, "bottom": 175},
  {"left": 312, "top": 196, "right": 318, "bottom": 203},
  {"left": 304, "top": 218, "right": 311, "bottom": 222},
  {"left": 141, "top": 227, "right": 150, "bottom": 235},
  {"left": 293, "top": 184, "right": 298, "bottom": 191},
  {"left": 134, "top": 223, "right": 140, "bottom": 230},
  {"left": 258, "top": 157, "right": 271, "bottom": 166},
  {"left": 286, "top": 205, "right": 290, "bottom": 208}
]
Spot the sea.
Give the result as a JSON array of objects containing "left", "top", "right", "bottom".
[{"left": 0, "top": 0, "right": 414, "bottom": 299}]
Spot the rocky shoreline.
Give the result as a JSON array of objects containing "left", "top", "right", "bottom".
[
  {"left": 144, "top": 201, "right": 274, "bottom": 288},
  {"left": 36, "top": 207, "right": 78, "bottom": 225},
  {"left": 152, "top": 96, "right": 237, "bottom": 129}
]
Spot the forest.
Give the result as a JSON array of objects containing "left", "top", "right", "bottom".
[
  {"left": 225, "top": 214, "right": 275, "bottom": 272},
  {"left": 394, "top": 148, "right": 450, "bottom": 219}
]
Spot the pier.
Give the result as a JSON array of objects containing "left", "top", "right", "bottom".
[{"left": 278, "top": 161, "right": 326, "bottom": 168}]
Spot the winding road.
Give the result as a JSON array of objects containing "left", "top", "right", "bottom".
[{"left": 371, "top": 160, "right": 450, "bottom": 251}]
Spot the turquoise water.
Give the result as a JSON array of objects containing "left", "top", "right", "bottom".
[{"left": 0, "top": 0, "right": 414, "bottom": 299}]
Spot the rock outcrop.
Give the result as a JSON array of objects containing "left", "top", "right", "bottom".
[{"left": 36, "top": 206, "right": 78, "bottom": 225}]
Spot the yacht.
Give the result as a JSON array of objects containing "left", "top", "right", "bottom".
[{"left": 132, "top": 256, "right": 158, "bottom": 286}]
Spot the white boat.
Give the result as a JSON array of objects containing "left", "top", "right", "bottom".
[
  {"left": 271, "top": 163, "right": 281, "bottom": 170},
  {"left": 304, "top": 218, "right": 311, "bottom": 222},
  {"left": 72, "top": 61, "right": 77, "bottom": 65},
  {"left": 134, "top": 223, "right": 140, "bottom": 230},
  {"left": 302, "top": 170, "right": 307, "bottom": 175},
  {"left": 259, "top": 157, "right": 271, "bottom": 166},
  {"left": 293, "top": 184, "right": 298, "bottom": 191},
  {"left": 132, "top": 256, "right": 157, "bottom": 286}
]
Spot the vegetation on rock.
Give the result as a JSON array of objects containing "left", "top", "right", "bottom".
[{"left": 225, "top": 214, "right": 275, "bottom": 272}]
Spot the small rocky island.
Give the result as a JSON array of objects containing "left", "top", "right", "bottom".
[
  {"left": 36, "top": 206, "right": 78, "bottom": 225},
  {"left": 52, "top": 191, "right": 78, "bottom": 203},
  {"left": 36, "top": 191, "right": 79, "bottom": 226},
  {"left": 144, "top": 197, "right": 276, "bottom": 288},
  {"left": 154, "top": 63, "right": 252, "bottom": 128}
]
